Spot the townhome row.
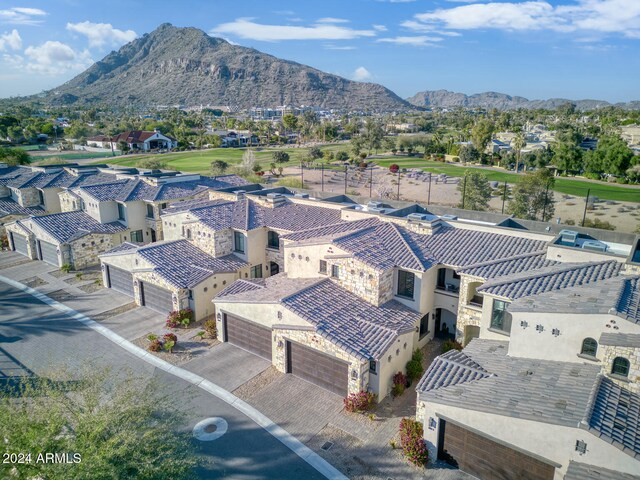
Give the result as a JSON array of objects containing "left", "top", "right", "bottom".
[{"left": 4, "top": 167, "right": 640, "bottom": 480}]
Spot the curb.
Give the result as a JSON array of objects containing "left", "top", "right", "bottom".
[{"left": 0, "top": 275, "right": 348, "bottom": 480}]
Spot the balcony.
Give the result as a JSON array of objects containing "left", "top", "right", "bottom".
[{"left": 468, "top": 295, "right": 484, "bottom": 308}]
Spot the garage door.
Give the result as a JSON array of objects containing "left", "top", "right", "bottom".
[
  {"left": 106, "top": 266, "right": 134, "bottom": 297},
  {"left": 224, "top": 314, "right": 272, "bottom": 360},
  {"left": 38, "top": 240, "right": 59, "bottom": 266},
  {"left": 287, "top": 341, "right": 349, "bottom": 396},
  {"left": 439, "top": 420, "right": 555, "bottom": 480},
  {"left": 11, "top": 233, "right": 28, "bottom": 256},
  {"left": 140, "top": 282, "right": 173, "bottom": 314}
]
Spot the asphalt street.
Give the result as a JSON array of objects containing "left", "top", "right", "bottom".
[{"left": 0, "top": 280, "right": 328, "bottom": 479}]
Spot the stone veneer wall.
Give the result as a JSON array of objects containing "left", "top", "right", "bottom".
[
  {"left": 59, "top": 191, "right": 81, "bottom": 212},
  {"left": 272, "top": 327, "right": 366, "bottom": 395},
  {"left": 455, "top": 275, "right": 484, "bottom": 342},
  {"left": 624, "top": 263, "right": 640, "bottom": 275},
  {"left": 265, "top": 246, "right": 284, "bottom": 274},
  {"left": 330, "top": 257, "right": 392, "bottom": 306},
  {"left": 5, "top": 223, "right": 37, "bottom": 259},
  {"left": 602, "top": 345, "right": 640, "bottom": 393},
  {"left": 16, "top": 188, "right": 42, "bottom": 208},
  {"left": 68, "top": 233, "right": 119, "bottom": 269},
  {"left": 0, "top": 214, "right": 27, "bottom": 236},
  {"left": 133, "top": 270, "right": 184, "bottom": 312}
]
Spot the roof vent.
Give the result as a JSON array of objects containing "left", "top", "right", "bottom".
[
  {"left": 559, "top": 229, "right": 579, "bottom": 244},
  {"left": 582, "top": 240, "right": 607, "bottom": 252},
  {"left": 234, "top": 190, "right": 246, "bottom": 199},
  {"left": 266, "top": 193, "right": 286, "bottom": 207},
  {"left": 407, "top": 213, "right": 431, "bottom": 221}
]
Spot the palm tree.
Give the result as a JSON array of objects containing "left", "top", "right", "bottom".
[{"left": 512, "top": 132, "right": 526, "bottom": 173}]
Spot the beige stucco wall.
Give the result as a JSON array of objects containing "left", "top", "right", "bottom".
[
  {"left": 375, "top": 331, "right": 415, "bottom": 400},
  {"left": 41, "top": 188, "right": 62, "bottom": 213},
  {"left": 417, "top": 400, "right": 640, "bottom": 478},
  {"left": 546, "top": 244, "right": 626, "bottom": 264}
]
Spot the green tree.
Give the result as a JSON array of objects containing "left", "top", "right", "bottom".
[
  {"left": 0, "top": 368, "right": 199, "bottom": 480},
  {"left": 458, "top": 170, "right": 492, "bottom": 211},
  {"left": 308, "top": 147, "right": 323, "bottom": 160},
  {"left": 458, "top": 145, "right": 480, "bottom": 164},
  {"left": 511, "top": 132, "right": 526, "bottom": 172},
  {"left": 507, "top": 169, "right": 555, "bottom": 221},
  {"left": 584, "top": 135, "right": 635, "bottom": 176},
  {"left": 211, "top": 159, "right": 229, "bottom": 175},
  {"left": 552, "top": 128, "right": 583, "bottom": 174},
  {"left": 335, "top": 150, "right": 349, "bottom": 161},
  {"left": 0, "top": 147, "right": 30, "bottom": 166},
  {"left": 362, "top": 118, "right": 384, "bottom": 153},
  {"left": 272, "top": 150, "right": 290, "bottom": 164},
  {"left": 471, "top": 119, "right": 494, "bottom": 155},
  {"left": 137, "top": 158, "right": 167, "bottom": 170}
]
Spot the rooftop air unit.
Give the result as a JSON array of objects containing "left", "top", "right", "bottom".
[
  {"left": 234, "top": 190, "right": 246, "bottom": 199},
  {"left": 559, "top": 229, "right": 579, "bottom": 245},
  {"left": 441, "top": 214, "right": 458, "bottom": 221},
  {"left": 582, "top": 240, "right": 608, "bottom": 252},
  {"left": 367, "top": 201, "right": 384, "bottom": 209},
  {"left": 294, "top": 193, "right": 309, "bottom": 199}
]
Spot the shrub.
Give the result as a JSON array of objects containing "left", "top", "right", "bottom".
[
  {"left": 0, "top": 234, "right": 8, "bottom": 250},
  {"left": 343, "top": 391, "right": 375, "bottom": 413},
  {"left": 166, "top": 308, "right": 194, "bottom": 328},
  {"left": 60, "top": 264, "right": 72, "bottom": 273},
  {"left": 148, "top": 339, "right": 162, "bottom": 352},
  {"left": 399, "top": 418, "right": 429, "bottom": 467},
  {"left": 203, "top": 319, "right": 217, "bottom": 339},
  {"left": 392, "top": 371, "right": 407, "bottom": 397},
  {"left": 389, "top": 164, "right": 400, "bottom": 174},
  {"left": 406, "top": 359, "right": 424, "bottom": 383},
  {"left": 582, "top": 217, "right": 616, "bottom": 231},
  {"left": 392, "top": 383, "right": 405, "bottom": 397},
  {"left": 276, "top": 177, "right": 303, "bottom": 188},
  {"left": 411, "top": 348, "right": 424, "bottom": 363},
  {"left": 147, "top": 334, "right": 158, "bottom": 341},
  {"left": 162, "top": 333, "right": 177, "bottom": 353},
  {"left": 441, "top": 339, "right": 463, "bottom": 353}
]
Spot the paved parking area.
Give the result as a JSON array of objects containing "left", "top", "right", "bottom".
[
  {"left": 184, "top": 343, "right": 271, "bottom": 391},
  {"left": 98, "top": 306, "right": 164, "bottom": 341}
]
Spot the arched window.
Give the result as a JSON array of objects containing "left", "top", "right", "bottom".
[
  {"left": 580, "top": 338, "right": 598, "bottom": 357},
  {"left": 186, "top": 229, "right": 191, "bottom": 239},
  {"left": 612, "top": 357, "right": 630, "bottom": 377}
]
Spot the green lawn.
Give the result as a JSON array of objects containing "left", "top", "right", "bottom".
[
  {"left": 89, "top": 145, "right": 350, "bottom": 175},
  {"left": 374, "top": 157, "right": 640, "bottom": 203}
]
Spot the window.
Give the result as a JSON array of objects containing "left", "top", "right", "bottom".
[
  {"left": 452, "top": 271, "right": 460, "bottom": 280},
  {"left": 319, "top": 260, "right": 327, "bottom": 274},
  {"left": 331, "top": 264, "right": 340, "bottom": 278},
  {"left": 436, "top": 268, "right": 446, "bottom": 289},
  {"left": 161, "top": 203, "right": 167, "bottom": 210},
  {"left": 186, "top": 228, "right": 192, "bottom": 239},
  {"left": 117, "top": 203, "right": 126, "bottom": 221},
  {"left": 251, "top": 264, "right": 262, "bottom": 279},
  {"left": 490, "top": 299, "right": 512, "bottom": 333},
  {"left": 131, "top": 230, "right": 143, "bottom": 242},
  {"left": 397, "top": 270, "right": 415, "bottom": 299},
  {"left": 419, "top": 313, "right": 429, "bottom": 339},
  {"left": 369, "top": 360, "right": 377, "bottom": 374},
  {"left": 267, "top": 231, "right": 280, "bottom": 249},
  {"left": 146, "top": 204, "right": 154, "bottom": 219},
  {"left": 580, "top": 338, "right": 598, "bottom": 357},
  {"left": 234, "top": 231, "right": 245, "bottom": 253},
  {"left": 80, "top": 199, "right": 86, "bottom": 211},
  {"left": 38, "top": 190, "right": 45, "bottom": 206},
  {"left": 611, "top": 357, "right": 630, "bottom": 378}
]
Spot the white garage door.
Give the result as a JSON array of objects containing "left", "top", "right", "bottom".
[
  {"left": 38, "top": 240, "right": 59, "bottom": 266},
  {"left": 11, "top": 233, "right": 28, "bottom": 256}
]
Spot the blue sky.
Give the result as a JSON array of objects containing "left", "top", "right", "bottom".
[{"left": 1, "top": 0, "right": 639, "bottom": 102}]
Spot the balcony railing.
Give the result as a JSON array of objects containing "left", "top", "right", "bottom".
[
  {"left": 436, "top": 283, "right": 459, "bottom": 294},
  {"left": 468, "top": 295, "right": 484, "bottom": 308}
]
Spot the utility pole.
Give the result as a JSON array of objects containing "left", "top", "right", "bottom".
[
  {"left": 397, "top": 170, "right": 401, "bottom": 201},
  {"left": 369, "top": 166, "right": 373, "bottom": 199},
  {"left": 501, "top": 180, "right": 507, "bottom": 214},
  {"left": 300, "top": 163, "right": 304, "bottom": 190},
  {"left": 321, "top": 163, "right": 324, "bottom": 192},
  {"left": 461, "top": 175, "right": 467, "bottom": 209},
  {"left": 541, "top": 181, "right": 550, "bottom": 221},
  {"left": 581, "top": 188, "right": 591, "bottom": 226}
]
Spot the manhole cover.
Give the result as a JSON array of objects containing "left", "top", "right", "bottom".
[
  {"left": 193, "top": 417, "right": 228, "bottom": 441},
  {"left": 321, "top": 441, "right": 334, "bottom": 451}
]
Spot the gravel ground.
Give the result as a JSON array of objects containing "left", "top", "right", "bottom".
[
  {"left": 233, "top": 366, "right": 282, "bottom": 400},
  {"left": 22, "top": 276, "right": 47, "bottom": 288}
]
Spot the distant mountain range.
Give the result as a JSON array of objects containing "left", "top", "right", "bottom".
[
  {"left": 29, "top": 23, "right": 409, "bottom": 112},
  {"left": 406, "top": 89, "right": 640, "bottom": 111}
]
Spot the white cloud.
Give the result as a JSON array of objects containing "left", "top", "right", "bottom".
[
  {"left": 377, "top": 35, "right": 443, "bottom": 46},
  {"left": 373, "top": 24, "right": 388, "bottom": 31},
  {"left": 0, "top": 6, "right": 46, "bottom": 25},
  {"left": 212, "top": 18, "right": 376, "bottom": 41},
  {"left": 66, "top": 21, "right": 137, "bottom": 48},
  {"left": 316, "top": 17, "right": 349, "bottom": 24},
  {"left": 21, "top": 40, "right": 93, "bottom": 75},
  {"left": 324, "top": 44, "right": 357, "bottom": 50},
  {"left": 352, "top": 66, "right": 372, "bottom": 81},
  {"left": 411, "top": 0, "right": 640, "bottom": 39},
  {"left": 0, "top": 29, "right": 21, "bottom": 51}
]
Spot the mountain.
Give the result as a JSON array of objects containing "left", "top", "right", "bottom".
[
  {"left": 37, "top": 23, "right": 409, "bottom": 112},
  {"left": 407, "top": 89, "right": 640, "bottom": 111}
]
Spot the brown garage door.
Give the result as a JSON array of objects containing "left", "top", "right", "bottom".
[
  {"left": 439, "top": 420, "right": 555, "bottom": 480},
  {"left": 286, "top": 341, "right": 349, "bottom": 396},
  {"left": 140, "top": 282, "right": 174, "bottom": 315},
  {"left": 106, "top": 266, "right": 134, "bottom": 297},
  {"left": 224, "top": 314, "right": 272, "bottom": 360}
]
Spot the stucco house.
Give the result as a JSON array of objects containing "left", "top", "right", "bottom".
[
  {"left": 5, "top": 210, "right": 128, "bottom": 268},
  {"left": 99, "top": 239, "right": 247, "bottom": 320},
  {"left": 0, "top": 197, "right": 43, "bottom": 236},
  {"left": 110, "top": 130, "right": 177, "bottom": 151}
]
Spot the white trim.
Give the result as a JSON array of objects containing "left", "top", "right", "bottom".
[{"left": 0, "top": 275, "right": 347, "bottom": 480}]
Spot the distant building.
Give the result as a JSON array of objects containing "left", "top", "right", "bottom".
[{"left": 109, "top": 130, "right": 177, "bottom": 152}]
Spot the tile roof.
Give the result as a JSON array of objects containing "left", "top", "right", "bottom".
[
  {"left": 615, "top": 276, "right": 640, "bottom": 324},
  {"left": 564, "top": 462, "right": 640, "bottom": 480},
  {"left": 24, "top": 211, "right": 126, "bottom": 243},
  {"left": 101, "top": 242, "right": 139, "bottom": 255},
  {"left": 78, "top": 180, "right": 131, "bottom": 201},
  {"left": 478, "top": 261, "right": 622, "bottom": 300},
  {"left": 281, "top": 217, "right": 381, "bottom": 243},
  {"left": 0, "top": 197, "right": 43, "bottom": 217},
  {"left": 129, "top": 240, "right": 246, "bottom": 288},
  {"left": 583, "top": 376, "right": 640, "bottom": 459},
  {"left": 189, "top": 198, "right": 343, "bottom": 233},
  {"left": 216, "top": 275, "right": 421, "bottom": 360},
  {"left": 599, "top": 333, "right": 640, "bottom": 348},
  {"left": 458, "top": 251, "right": 559, "bottom": 279},
  {"left": 417, "top": 339, "right": 601, "bottom": 428}
]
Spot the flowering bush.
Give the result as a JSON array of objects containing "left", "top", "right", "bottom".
[
  {"left": 166, "top": 308, "right": 194, "bottom": 329},
  {"left": 343, "top": 391, "right": 376, "bottom": 413},
  {"left": 203, "top": 319, "right": 217, "bottom": 339},
  {"left": 399, "top": 418, "right": 428, "bottom": 466},
  {"left": 389, "top": 164, "right": 400, "bottom": 174},
  {"left": 392, "top": 371, "right": 408, "bottom": 397},
  {"left": 148, "top": 339, "right": 162, "bottom": 352}
]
